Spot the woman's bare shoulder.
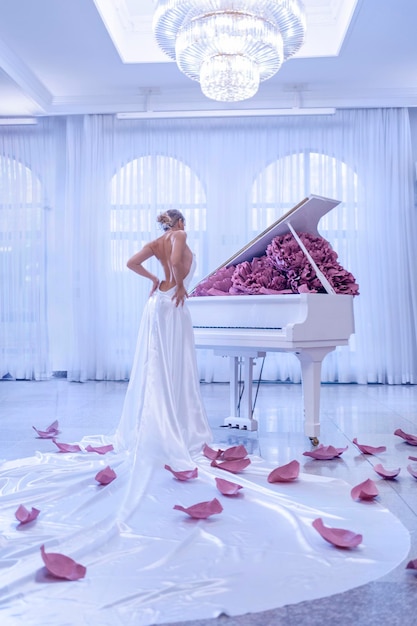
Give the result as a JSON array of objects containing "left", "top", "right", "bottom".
[
  {"left": 171, "top": 230, "right": 187, "bottom": 243},
  {"left": 148, "top": 234, "right": 167, "bottom": 250}
]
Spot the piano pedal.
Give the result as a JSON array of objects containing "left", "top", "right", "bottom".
[{"left": 222, "top": 417, "right": 258, "bottom": 431}]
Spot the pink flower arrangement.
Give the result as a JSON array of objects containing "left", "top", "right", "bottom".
[
  {"left": 192, "top": 233, "right": 359, "bottom": 297},
  {"left": 230, "top": 256, "right": 290, "bottom": 295}
]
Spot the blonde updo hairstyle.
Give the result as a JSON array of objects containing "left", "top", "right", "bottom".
[{"left": 157, "top": 209, "right": 185, "bottom": 231}]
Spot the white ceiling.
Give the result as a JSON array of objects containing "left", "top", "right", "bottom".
[{"left": 0, "top": 0, "right": 417, "bottom": 118}]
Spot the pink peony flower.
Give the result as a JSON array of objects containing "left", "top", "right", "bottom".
[
  {"left": 191, "top": 266, "right": 235, "bottom": 296},
  {"left": 231, "top": 257, "right": 287, "bottom": 295}
]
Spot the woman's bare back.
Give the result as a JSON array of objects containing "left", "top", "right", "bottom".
[
  {"left": 126, "top": 219, "right": 192, "bottom": 307},
  {"left": 150, "top": 230, "right": 193, "bottom": 292}
]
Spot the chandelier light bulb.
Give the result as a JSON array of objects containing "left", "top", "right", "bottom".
[
  {"left": 153, "top": 0, "right": 306, "bottom": 102},
  {"left": 200, "top": 54, "right": 260, "bottom": 102}
]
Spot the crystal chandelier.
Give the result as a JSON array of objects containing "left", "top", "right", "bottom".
[{"left": 152, "top": 0, "right": 306, "bottom": 102}]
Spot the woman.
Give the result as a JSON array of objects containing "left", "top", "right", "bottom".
[{"left": 115, "top": 209, "right": 212, "bottom": 470}]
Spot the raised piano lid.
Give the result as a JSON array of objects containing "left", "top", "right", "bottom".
[
  {"left": 188, "top": 194, "right": 354, "bottom": 342},
  {"left": 190, "top": 195, "right": 340, "bottom": 294}
]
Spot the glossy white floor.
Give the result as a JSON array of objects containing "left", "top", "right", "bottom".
[{"left": 1, "top": 378, "right": 417, "bottom": 626}]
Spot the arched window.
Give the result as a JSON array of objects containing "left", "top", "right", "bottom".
[
  {"left": 250, "top": 151, "right": 359, "bottom": 381},
  {"left": 0, "top": 155, "right": 42, "bottom": 240},
  {"left": 251, "top": 151, "right": 359, "bottom": 264},
  {"left": 0, "top": 155, "right": 42, "bottom": 298},
  {"left": 110, "top": 155, "right": 207, "bottom": 280},
  {"left": 0, "top": 156, "right": 44, "bottom": 379}
]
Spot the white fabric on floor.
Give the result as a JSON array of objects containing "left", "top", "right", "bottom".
[
  {"left": 0, "top": 258, "right": 410, "bottom": 625},
  {"left": 0, "top": 448, "right": 410, "bottom": 626}
]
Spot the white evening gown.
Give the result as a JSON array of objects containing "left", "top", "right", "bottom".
[
  {"left": 0, "top": 255, "right": 410, "bottom": 625},
  {"left": 115, "top": 254, "right": 212, "bottom": 467},
  {"left": 113, "top": 254, "right": 212, "bottom": 519}
]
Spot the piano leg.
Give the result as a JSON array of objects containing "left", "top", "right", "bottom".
[
  {"left": 229, "top": 355, "right": 239, "bottom": 421},
  {"left": 214, "top": 350, "right": 265, "bottom": 431},
  {"left": 295, "top": 347, "right": 335, "bottom": 445}
]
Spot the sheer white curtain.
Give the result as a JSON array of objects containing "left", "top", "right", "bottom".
[
  {"left": 0, "top": 118, "right": 60, "bottom": 380},
  {"left": 63, "top": 109, "right": 417, "bottom": 384},
  {"left": 2, "top": 109, "right": 416, "bottom": 383},
  {"left": 66, "top": 116, "right": 209, "bottom": 381},
  {"left": 66, "top": 115, "right": 116, "bottom": 381},
  {"left": 228, "top": 108, "right": 417, "bottom": 384}
]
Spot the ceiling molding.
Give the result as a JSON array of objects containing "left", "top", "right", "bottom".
[
  {"left": 93, "top": 0, "right": 168, "bottom": 63},
  {"left": 300, "top": 0, "right": 359, "bottom": 57},
  {"left": 94, "top": 0, "right": 359, "bottom": 64},
  {"left": 47, "top": 86, "right": 417, "bottom": 117},
  {"left": 0, "top": 38, "right": 51, "bottom": 111}
]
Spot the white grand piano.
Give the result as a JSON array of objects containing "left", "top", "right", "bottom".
[{"left": 187, "top": 195, "right": 355, "bottom": 444}]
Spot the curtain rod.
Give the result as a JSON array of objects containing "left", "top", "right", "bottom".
[
  {"left": 0, "top": 118, "right": 38, "bottom": 125},
  {"left": 116, "top": 108, "right": 336, "bottom": 120}
]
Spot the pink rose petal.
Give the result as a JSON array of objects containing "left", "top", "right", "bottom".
[
  {"left": 407, "top": 464, "right": 417, "bottom": 479},
  {"left": 268, "top": 460, "right": 300, "bottom": 483},
  {"left": 164, "top": 464, "right": 198, "bottom": 481},
  {"left": 303, "top": 444, "right": 348, "bottom": 460},
  {"left": 95, "top": 466, "right": 117, "bottom": 485},
  {"left": 394, "top": 428, "right": 417, "bottom": 446},
  {"left": 33, "top": 420, "right": 60, "bottom": 438},
  {"left": 351, "top": 478, "right": 379, "bottom": 501},
  {"left": 210, "top": 457, "right": 251, "bottom": 473},
  {"left": 409, "top": 455, "right": 417, "bottom": 462},
  {"left": 221, "top": 444, "right": 248, "bottom": 461},
  {"left": 373, "top": 463, "right": 401, "bottom": 479},
  {"left": 352, "top": 438, "right": 387, "bottom": 455},
  {"left": 40, "top": 545, "right": 86, "bottom": 581},
  {"left": 215, "top": 477, "right": 243, "bottom": 496},
  {"left": 15, "top": 504, "right": 40, "bottom": 524},
  {"left": 173, "top": 497, "right": 223, "bottom": 519},
  {"left": 312, "top": 517, "right": 362, "bottom": 549},
  {"left": 202, "top": 443, "right": 223, "bottom": 460},
  {"left": 85, "top": 444, "right": 114, "bottom": 455},
  {"left": 406, "top": 558, "right": 417, "bottom": 570},
  {"left": 52, "top": 439, "right": 82, "bottom": 453}
]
